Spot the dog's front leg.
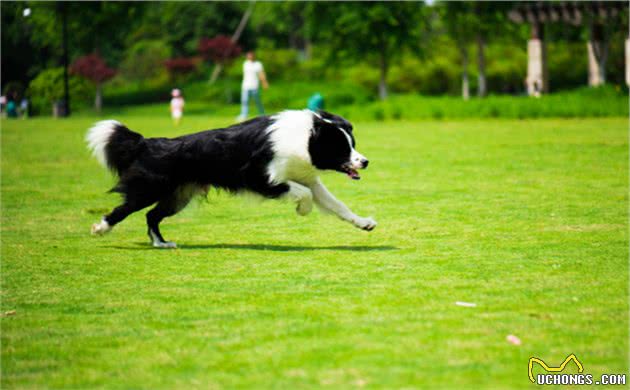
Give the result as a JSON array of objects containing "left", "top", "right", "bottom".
[
  {"left": 287, "top": 181, "right": 313, "bottom": 216},
  {"left": 310, "top": 179, "right": 376, "bottom": 231}
]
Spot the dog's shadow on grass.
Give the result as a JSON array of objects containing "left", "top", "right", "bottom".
[{"left": 110, "top": 242, "right": 399, "bottom": 252}]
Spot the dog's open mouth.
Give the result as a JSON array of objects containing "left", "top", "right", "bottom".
[{"left": 341, "top": 166, "right": 361, "bottom": 180}]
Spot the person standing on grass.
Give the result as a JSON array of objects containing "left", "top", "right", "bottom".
[
  {"left": 6, "top": 93, "right": 18, "bottom": 118},
  {"left": 170, "top": 88, "right": 185, "bottom": 126},
  {"left": 237, "top": 51, "right": 269, "bottom": 121}
]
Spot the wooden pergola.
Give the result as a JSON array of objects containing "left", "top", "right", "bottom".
[{"left": 508, "top": 1, "right": 628, "bottom": 96}]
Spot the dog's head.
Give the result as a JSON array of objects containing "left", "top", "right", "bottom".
[{"left": 308, "top": 110, "right": 369, "bottom": 180}]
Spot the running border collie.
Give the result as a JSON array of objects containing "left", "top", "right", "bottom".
[{"left": 87, "top": 109, "right": 376, "bottom": 248}]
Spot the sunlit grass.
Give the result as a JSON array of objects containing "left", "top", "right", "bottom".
[{"left": 1, "top": 115, "right": 627, "bottom": 388}]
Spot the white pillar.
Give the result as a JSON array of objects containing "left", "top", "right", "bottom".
[
  {"left": 625, "top": 38, "right": 630, "bottom": 87},
  {"left": 527, "top": 39, "right": 546, "bottom": 96}
]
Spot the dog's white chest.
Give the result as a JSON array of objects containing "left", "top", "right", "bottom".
[{"left": 267, "top": 156, "right": 317, "bottom": 185}]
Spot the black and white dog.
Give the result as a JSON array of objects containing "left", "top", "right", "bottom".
[{"left": 87, "top": 109, "right": 376, "bottom": 248}]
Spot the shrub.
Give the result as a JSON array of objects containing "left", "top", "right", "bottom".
[
  {"left": 485, "top": 44, "right": 527, "bottom": 94},
  {"left": 28, "top": 67, "right": 93, "bottom": 115},
  {"left": 2, "top": 81, "right": 25, "bottom": 99},
  {"left": 547, "top": 42, "right": 587, "bottom": 92},
  {"left": 120, "top": 40, "right": 171, "bottom": 84},
  {"left": 70, "top": 53, "right": 116, "bottom": 84},
  {"left": 164, "top": 57, "right": 201, "bottom": 82},
  {"left": 199, "top": 35, "right": 241, "bottom": 65},
  {"left": 371, "top": 106, "right": 385, "bottom": 121},
  {"left": 70, "top": 53, "right": 117, "bottom": 112},
  {"left": 256, "top": 49, "right": 300, "bottom": 81},
  {"left": 103, "top": 83, "right": 171, "bottom": 107},
  {"left": 345, "top": 64, "right": 379, "bottom": 94}
]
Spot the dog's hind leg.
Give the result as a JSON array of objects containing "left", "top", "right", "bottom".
[
  {"left": 146, "top": 186, "right": 196, "bottom": 249},
  {"left": 92, "top": 197, "right": 156, "bottom": 236}
]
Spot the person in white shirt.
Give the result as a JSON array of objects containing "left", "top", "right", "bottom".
[{"left": 237, "top": 51, "right": 269, "bottom": 121}]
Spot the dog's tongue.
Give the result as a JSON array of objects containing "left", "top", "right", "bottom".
[{"left": 346, "top": 169, "right": 360, "bottom": 180}]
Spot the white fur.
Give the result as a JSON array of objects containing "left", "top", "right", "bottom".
[
  {"left": 287, "top": 181, "right": 313, "bottom": 216},
  {"left": 310, "top": 179, "right": 376, "bottom": 231},
  {"left": 267, "top": 110, "right": 376, "bottom": 231},
  {"left": 266, "top": 110, "right": 318, "bottom": 186},
  {"left": 91, "top": 218, "right": 111, "bottom": 235},
  {"left": 86, "top": 120, "right": 120, "bottom": 168},
  {"left": 149, "top": 230, "right": 177, "bottom": 248},
  {"left": 350, "top": 149, "right": 367, "bottom": 169}
]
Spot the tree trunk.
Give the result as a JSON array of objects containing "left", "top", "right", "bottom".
[
  {"left": 209, "top": 64, "right": 223, "bottom": 84},
  {"left": 461, "top": 45, "right": 470, "bottom": 100},
  {"left": 476, "top": 35, "right": 487, "bottom": 97},
  {"left": 588, "top": 22, "right": 608, "bottom": 86},
  {"left": 95, "top": 83, "right": 102, "bottom": 113},
  {"left": 587, "top": 20, "right": 608, "bottom": 86},
  {"left": 378, "top": 52, "right": 388, "bottom": 100},
  {"left": 209, "top": 1, "right": 254, "bottom": 83}
]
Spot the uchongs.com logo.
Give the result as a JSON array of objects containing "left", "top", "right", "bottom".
[{"left": 528, "top": 354, "right": 627, "bottom": 386}]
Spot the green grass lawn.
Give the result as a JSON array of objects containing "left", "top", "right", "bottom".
[{"left": 1, "top": 115, "right": 628, "bottom": 388}]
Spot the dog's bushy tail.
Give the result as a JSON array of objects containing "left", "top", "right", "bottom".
[{"left": 86, "top": 120, "right": 144, "bottom": 176}]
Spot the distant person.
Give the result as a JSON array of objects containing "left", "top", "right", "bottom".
[
  {"left": 170, "top": 88, "right": 185, "bottom": 126},
  {"left": 237, "top": 51, "right": 269, "bottom": 121},
  {"left": 6, "top": 94, "right": 18, "bottom": 118},
  {"left": 0, "top": 95, "right": 6, "bottom": 117},
  {"left": 20, "top": 98, "right": 29, "bottom": 118}
]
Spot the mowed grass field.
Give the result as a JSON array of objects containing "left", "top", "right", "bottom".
[{"left": 1, "top": 114, "right": 628, "bottom": 388}]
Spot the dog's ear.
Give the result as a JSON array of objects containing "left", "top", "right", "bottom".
[
  {"left": 314, "top": 110, "right": 353, "bottom": 134},
  {"left": 311, "top": 111, "right": 331, "bottom": 135}
]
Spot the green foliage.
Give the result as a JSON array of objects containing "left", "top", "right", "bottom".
[
  {"left": 140, "top": 2, "right": 252, "bottom": 56},
  {"left": 1, "top": 2, "right": 47, "bottom": 85},
  {"left": 97, "top": 74, "right": 627, "bottom": 120},
  {"left": 308, "top": 2, "right": 428, "bottom": 98},
  {"left": 2, "top": 81, "right": 25, "bottom": 98},
  {"left": 27, "top": 67, "right": 93, "bottom": 115},
  {"left": 547, "top": 42, "right": 588, "bottom": 92},
  {"left": 485, "top": 44, "right": 527, "bottom": 94},
  {"left": 119, "top": 39, "right": 171, "bottom": 84},
  {"left": 4, "top": 1, "right": 630, "bottom": 102},
  {"left": 341, "top": 85, "right": 628, "bottom": 121},
  {"left": 256, "top": 49, "right": 300, "bottom": 81}
]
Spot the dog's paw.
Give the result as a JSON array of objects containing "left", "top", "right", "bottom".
[
  {"left": 91, "top": 219, "right": 111, "bottom": 236},
  {"left": 153, "top": 241, "right": 177, "bottom": 249},
  {"left": 354, "top": 217, "right": 377, "bottom": 231},
  {"left": 296, "top": 199, "right": 313, "bottom": 216}
]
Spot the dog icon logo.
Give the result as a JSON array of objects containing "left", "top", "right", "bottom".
[{"left": 528, "top": 354, "right": 584, "bottom": 383}]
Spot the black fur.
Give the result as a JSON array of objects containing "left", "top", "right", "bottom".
[
  {"left": 310, "top": 112, "right": 355, "bottom": 172},
  {"left": 91, "top": 110, "right": 361, "bottom": 246}
]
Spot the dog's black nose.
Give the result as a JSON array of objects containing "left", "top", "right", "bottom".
[{"left": 361, "top": 158, "right": 369, "bottom": 168}]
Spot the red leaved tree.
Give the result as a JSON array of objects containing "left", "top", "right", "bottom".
[
  {"left": 164, "top": 57, "right": 199, "bottom": 80},
  {"left": 70, "top": 53, "right": 116, "bottom": 112},
  {"left": 198, "top": 35, "right": 242, "bottom": 83}
]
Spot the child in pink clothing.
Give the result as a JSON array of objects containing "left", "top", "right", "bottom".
[{"left": 170, "top": 88, "right": 185, "bottom": 126}]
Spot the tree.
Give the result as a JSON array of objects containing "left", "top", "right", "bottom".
[
  {"left": 198, "top": 35, "right": 242, "bottom": 83},
  {"left": 471, "top": 2, "right": 512, "bottom": 97},
  {"left": 251, "top": 3, "right": 310, "bottom": 57},
  {"left": 307, "top": 2, "right": 426, "bottom": 100},
  {"left": 120, "top": 39, "right": 171, "bottom": 85},
  {"left": 70, "top": 53, "right": 116, "bottom": 112},
  {"left": 442, "top": 2, "right": 476, "bottom": 100},
  {"left": 139, "top": 2, "right": 252, "bottom": 57},
  {"left": 164, "top": 57, "right": 199, "bottom": 80}
]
